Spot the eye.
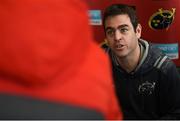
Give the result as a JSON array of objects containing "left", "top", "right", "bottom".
[
  {"left": 119, "top": 28, "right": 128, "bottom": 33},
  {"left": 106, "top": 29, "right": 114, "bottom": 37}
]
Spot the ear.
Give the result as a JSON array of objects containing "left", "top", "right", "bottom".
[{"left": 135, "top": 24, "right": 142, "bottom": 39}]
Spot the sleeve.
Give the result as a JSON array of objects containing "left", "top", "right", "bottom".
[{"left": 159, "top": 58, "right": 180, "bottom": 119}]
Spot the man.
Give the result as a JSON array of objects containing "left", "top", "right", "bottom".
[
  {"left": 102, "top": 4, "right": 180, "bottom": 119},
  {"left": 0, "top": 0, "right": 122, "bottom": 120}
]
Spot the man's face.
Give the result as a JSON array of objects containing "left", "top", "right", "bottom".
[{"left": 105, "top": 14, "right": 141, "bottom": 59}]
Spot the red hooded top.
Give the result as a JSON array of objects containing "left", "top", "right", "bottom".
[{"left": 0, "top": 0, "right": 122, "bottom": 119}]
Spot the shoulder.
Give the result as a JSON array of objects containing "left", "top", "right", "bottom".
[
  {"left": 148, "top": 43, "right": 173, "bottom": 70},
  {"left": 160, "top": 57, "right": 178, "bottom": 74},
  {"left": 147, "top": 42, "right": 177, "bottom": 74},
  {"left": 153, "top": 53, "right": 179, "bottom": 79}
]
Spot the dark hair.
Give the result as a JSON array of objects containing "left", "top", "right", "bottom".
[{"left": 103, "top": 4, "right": 139, "bottom": 32}]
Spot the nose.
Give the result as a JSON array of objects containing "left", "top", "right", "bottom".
[{"left": 114, "top": 29, "right": 122, "bottom": 42}]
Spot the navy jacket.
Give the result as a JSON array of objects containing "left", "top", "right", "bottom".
[{"left": 103, "top": 39, "right": 180, "bottom": 119}]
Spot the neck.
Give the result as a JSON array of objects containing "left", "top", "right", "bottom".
[{"left": 117, "top": 44, "right": 141, "bottom": 73}]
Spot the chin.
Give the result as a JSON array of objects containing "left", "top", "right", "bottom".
[{"left": 116, "top": 53, "right": 128, "bottom": 59}]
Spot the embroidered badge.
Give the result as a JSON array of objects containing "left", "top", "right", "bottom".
[{"left": 138, "top": 81, "right": 156, "bottom": 95}]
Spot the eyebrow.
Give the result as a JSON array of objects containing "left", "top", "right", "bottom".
[
  {"left": 118, "top": 24, "right": 129, "bottom": 29},
  {"left": 105, "top": 24, "right": 129, "bottom": 32}
]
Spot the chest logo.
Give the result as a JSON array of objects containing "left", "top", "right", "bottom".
[{"left": 138, "top": 81, "right": 156, "bottom": 95}]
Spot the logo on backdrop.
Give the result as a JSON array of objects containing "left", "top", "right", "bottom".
[
  {"left": 149, "top": 8, "right": 176, "bottom": 30},
  {"left": 88, "top": 10, "right": 102, "bottom": 25},
  {"left": 154, "top": 43, "right": 179, "bottom": 59}
]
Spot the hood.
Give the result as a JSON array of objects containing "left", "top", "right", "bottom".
[
  {"left": 0, "top": 1, "right": 122, "bottom": 119},
  {"left": 136, "top": 39, "right": 165, "bottom": 74},
  {"left": 0, "top": 0, "right": 93, "bottom": 86}
]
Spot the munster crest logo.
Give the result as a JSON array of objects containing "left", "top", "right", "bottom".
[
  {"left": 149, "top": 8, "right": 176, "bottom": 30},
  {"left": 138, "top": 81, "right": 156, "bottom": 96}
]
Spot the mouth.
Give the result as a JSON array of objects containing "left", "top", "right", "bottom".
[{"left": 115, "top": 44, "right": 125, "bottom": 50}]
